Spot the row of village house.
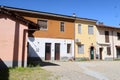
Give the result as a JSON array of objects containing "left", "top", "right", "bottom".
[{"left": 0, "top": 6, "right": 120, "bottom": 68}]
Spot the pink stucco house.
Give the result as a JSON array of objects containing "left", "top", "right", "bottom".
[{"left": 0, "top": 7, "right": 38, "bottom": 68}]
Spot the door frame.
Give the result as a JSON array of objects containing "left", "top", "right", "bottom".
[
  {"left": 45, "top": 43, "right": 51, "bottom": 60},
  {"left": 116, "top": 47, "right": 120, "bottom": 59},
  {"left": 55, "top": 43, "right": 60, "bottom": 60},
  {"left": 99, "top": 48, "right": 103, "bottom": 60},
  {"left": 90, "top": 46, "right": 94, "bottom": 60}
]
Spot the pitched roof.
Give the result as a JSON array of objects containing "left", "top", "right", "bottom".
[
  {"left": 96, "top": 24, "right": 120, "bottom": 29},
  {"left": 0, "top": 5, "right": 97, "bottom": 22},
  {"left": 0, "top": 6, "right": 39, "bottom": 29}
]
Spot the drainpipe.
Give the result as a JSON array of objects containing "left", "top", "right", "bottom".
[
  {"left": 112, "top": 30, "right": 114, "bottom": 60},
  {"left": 73, "top": 16, "right": 77, "bottom": 61},
  {"left": 74, "top": 20, "right": 76, "bottom": 60}
]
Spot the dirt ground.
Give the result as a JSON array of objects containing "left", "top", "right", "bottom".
[{"left": 41, "top": 61, "right": 120, "bottom": 80}]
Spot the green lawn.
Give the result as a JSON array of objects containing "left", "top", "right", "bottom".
[{"left": 0, "top": 67, "right": 51, "bottom": 80}]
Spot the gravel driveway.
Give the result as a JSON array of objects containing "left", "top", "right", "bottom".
[{"left": 41, "top": 61, "right": 120, "bottom": 80}]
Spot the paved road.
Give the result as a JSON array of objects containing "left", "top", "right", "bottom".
[{"left": 41, "top": 61, "right": 120, "bottom": 80}]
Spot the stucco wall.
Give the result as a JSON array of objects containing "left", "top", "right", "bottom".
[
  {"left": 0, "top": 15, "right": 28, "bottom": 67},
  {"left": 0, "top": 16, "right": 15, "bottom": 67},
  {"left": 28, "top": 37, "right": 74, "bottom": 61},
  {"left": 75, "top": 21, "right": 97, "bottom": 59},
  {"left": 96, "top": 27, "right": 120, "bottom": 60},
  {"left": 24, "top": 17, "right": 74, "bottom": 39}
]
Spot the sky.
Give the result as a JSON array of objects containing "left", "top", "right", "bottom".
[{"left": 0, "top": 0, "right": 120, "bottom": 27}]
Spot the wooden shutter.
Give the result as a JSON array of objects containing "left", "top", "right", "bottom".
[
  {"left": 105, "top": 31, "right": 109, "bottom": 43},
  {"left": 38, "top": 20, "right": 47, "bottom": 30}
]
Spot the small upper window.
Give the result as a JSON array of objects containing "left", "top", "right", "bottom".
[
  {"left": 78, "top": 24, "right": 81, "bottom": 34},
  {"left": 38, "top": 20, "right": 47, "bottom": 30},
  {"left": 60, "top": 22, "right": 65, "bottom": 32},
  {"left": 88, "top": 25, "right": 94, "bottom": 34},
  {"left": 105, "top": 31, "right": 109, "bottom": 43},
  {"left": 117, "top": 32, "right": 120, "bottom": 40}
]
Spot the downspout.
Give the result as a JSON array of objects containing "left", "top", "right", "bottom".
[
  {"left": 112, "top": 30, "right": 115, "bottom": 60},
  {"left": 74, "top": 17, "right": 76, "bottom": 60}
]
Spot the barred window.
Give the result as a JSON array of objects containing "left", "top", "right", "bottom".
[{"left": 60, "top": 22, "right": 65, "bottom": 32}]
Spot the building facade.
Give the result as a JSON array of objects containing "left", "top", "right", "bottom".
[
  {"left": 0, "top": 7, "right": 38, "bottom": 68},
  {"left": 3, "top": 5, "right": 120, "bottom": 64},
  {"left": 96, "top": 25, "right": 120, "bottom": 60},
  {"left": 75, "top": 18, "right": 97, "bottom": 60},
  {"left": 26, "top": 17, "right": 75, "bottom": 61},
  {"left": 9, "top": 10, "right": 75, "bottom": 61}
]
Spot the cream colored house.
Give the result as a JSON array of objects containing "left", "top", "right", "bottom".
[
  {"left": 96, "top": 24, "right": 120, "bottom": 60},
  {"left": 75, "top": 18, "right": 97, "bottom": 60}
]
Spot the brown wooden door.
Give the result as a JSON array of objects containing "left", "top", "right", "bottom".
[
  {"left": 55, "top": 43, "right": 60, "bottom": 60},
  {"left": 99, "top": 48, "right": 103, "bottom": 60},
  {"left": 45, "top": 43, "right": 51, "bottom": 60}
]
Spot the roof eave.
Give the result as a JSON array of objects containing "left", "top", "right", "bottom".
[
  {"left": 2, "top": 6, "right": 75, "bottom": 20},
  {"left": 96, "top": 24, "right": 120, "bottom": 29},
  {"left": 75, "top": 17, "right": 97, "bottom": 22}
]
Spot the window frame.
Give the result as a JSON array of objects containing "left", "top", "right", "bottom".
[
  {"left": 78, "top": 44, "right": 84, "bottom": 54},
  {"left": 78, "top": 23, "right": 81, "bottom": 34},
  {"left": 117, "top": 32, "right": 120, "bottom": 40},
  {"left": 105, "top": 31, "right": 109, "bottom": 43},
  {"left": 107, "top": 47, "right": 111, "bottom": 55},
  {"left": 60, "top": 21, "right": 65, "bottom": 32},
  {"left": 88, "top": 25, "right": 94, "bottom": 35},
  {"left": 37, "top": 19, "right": 48, "bottom": 30},
  {"left": 67, "top": 44, "right": 71, "bottom": 54}
]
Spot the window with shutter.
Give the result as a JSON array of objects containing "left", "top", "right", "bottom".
[
  {"left": 38, "top": 20, "right": 47, "bottom": 30},
  {"left": 88, "top": 25, "right": 94, "bottom": 34},
  {"left": 78, "top": 44, "right": 84, "bottom": 54},
  {"left": 105, "top": 31, "right": 109, "bottom": 43}
]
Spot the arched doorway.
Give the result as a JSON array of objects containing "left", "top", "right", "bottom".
[{"left": 90, "top": 46, "right": 94, "bottom": 60}]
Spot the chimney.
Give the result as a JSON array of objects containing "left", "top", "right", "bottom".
[
  {"left": 72, "top": 13, "right": 76, "bottom": 17},
  {"left": 98, "top": 22, "right": 104, "bottom": 25}
]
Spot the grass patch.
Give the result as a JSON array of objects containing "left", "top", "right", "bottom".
[
  {"left": 0, "top": 67, "right": 51, "bottom": 80},
  {"left": 114, "top": 59, "right": 120, "bottom": 61}
]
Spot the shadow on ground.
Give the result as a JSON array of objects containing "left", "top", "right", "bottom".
[
  {"left": 27, "top": 57, "right": 59, "bottom": 67},
  {"left": 0, "top": 58, "right": 9, "bottom": 80},
  {"left": 27, "top": 42, "right": 59, "bottom": 67}
]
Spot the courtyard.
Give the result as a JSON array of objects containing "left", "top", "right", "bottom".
[
  {"left": 0, "top": 61, "right": 120, "bottom": 80},
  {"left": 42, "top": 61, "right": 120, "bottom": 80}
]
